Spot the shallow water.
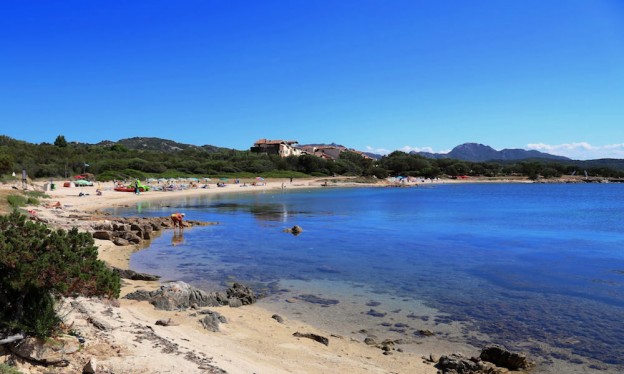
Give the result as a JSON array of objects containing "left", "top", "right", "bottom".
[{"left": 111, "top": 183, "right": 624, "bottom": 373}]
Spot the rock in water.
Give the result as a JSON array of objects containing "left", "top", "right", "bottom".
[{"left": 283, "top": 225, "right": 303, "bottom": 235}]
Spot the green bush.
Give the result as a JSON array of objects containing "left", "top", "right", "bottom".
[
  {"left": 0, "top": 211, "right": 120, "bottom": 338},
  {"left": 6, "top": 194, "right": 26, "bottom": 208},
  {"left": 25, "top": 191, "right": 49, "bottom": 199},
  {"left": 0, "top": 363, "right": 23, "bottom": 374}
]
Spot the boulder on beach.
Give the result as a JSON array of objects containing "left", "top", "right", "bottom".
[
  {"left": 480, "top": 344, "right": 533, "bottom": 370},
  {"left": 436, "top": 345, "right": 534, "bottom": 374},
  {"left": 124, "top": 281, "right": 256, "bottom": 311}
]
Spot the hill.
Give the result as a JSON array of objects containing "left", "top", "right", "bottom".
[
  {"left": 96, "top": 137, "right": 226, "bottom": 153},
  {"left": 414, "top": 143, "right": 570, "bottom": 162}
]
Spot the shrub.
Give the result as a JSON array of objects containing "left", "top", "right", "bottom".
[
  {"left": 25, "top": 191, "right": 49, "bottom": 199},
  {"left": 6, "top": 194, "right": 26, "bottom": 208},
  {"left": 0, "top": 211, "right": 120, "bottom": 338},
  {"left": 0, "top": 363, "right": 22, "bottom": 374}
]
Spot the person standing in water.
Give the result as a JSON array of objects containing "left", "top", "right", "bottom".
[{"left": 171, "top": 212, "right": 185, "bottom": 229}]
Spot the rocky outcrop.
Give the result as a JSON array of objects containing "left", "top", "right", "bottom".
[
  {"left": 9, "top": 336, "right": 80, "bottom": 366},
  {"left": 436, "top": 345, "right": 534, "bottom": 374},
  {"left": 226, "top": 282, "right": 256, "bottom": 306},
  {"left": 113, "top": 267, "right": 161, "bottom": 281},
  {"left": 437, "top": 353, "right": 499, "bottom": 374},
  {"left": 124, "top": 281, "right": 256, "bottom": 310},
  {"left": 90, "top": 217, "right": 217, "bottom": 246},
  {"left": 479, "top": 344, "right": 533, "bottom": 370}
]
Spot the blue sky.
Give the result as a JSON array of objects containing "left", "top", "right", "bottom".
[{"left": 1, "top": 1, "right": 623, "bottom": 160}]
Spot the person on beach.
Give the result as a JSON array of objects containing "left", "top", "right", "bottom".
[{"left": 171, "top": 212, "right": 185, "bottom": 229}]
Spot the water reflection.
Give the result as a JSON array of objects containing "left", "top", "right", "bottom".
[
  {"left": 171, "top": 231, "right": 185, "bottom": 246},
  {"left": 210, "top": 202, "right": 293, "bottom": 222}
]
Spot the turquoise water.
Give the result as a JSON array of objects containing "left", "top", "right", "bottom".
[{"left": 113, "top": 184, "right": 624, "bottom": 372}]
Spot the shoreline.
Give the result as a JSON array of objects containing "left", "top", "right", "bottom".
[
  {"left": 3, "top": 176, "right": 605, "bottom": 373},
  {"left": 4, "top": 178, "right": 444, "bottom": 374}
]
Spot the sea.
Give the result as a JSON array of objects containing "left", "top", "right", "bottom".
[{"left": 108, "top": 183, "right": 624, "bottom": 373}]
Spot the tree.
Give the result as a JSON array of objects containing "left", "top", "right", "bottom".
[
  {"left": 0, "top": 212, "right": 120, "bottom": 337},
  {"left": 53, "top": 135, "right": 68, "bottom": 148},
  {"left": 0, "top": 151, "right": 12, "bottom": 175}
]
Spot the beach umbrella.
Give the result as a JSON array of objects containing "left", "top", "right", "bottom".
[
  {"left": 256, "top": 177, "right": 265, "bottom": 181},
  {"left": 74, "top": 175, "right": 86, "bottom": 179},
  {"left": 219, "top": 177, "right": 228, "bottom": 181}
]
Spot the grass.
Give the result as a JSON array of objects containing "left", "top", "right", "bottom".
[
  {"left": 0, "top": 363, "right": 23, "bottom": 374},
  {"left": 4, "top": 189, "right": 47, "bottom": 210},
  {"left": 7, "top": 194, "right": 27, "bottom": 208}
]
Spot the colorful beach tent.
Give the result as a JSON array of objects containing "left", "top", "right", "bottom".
[{"left": 74, "top": 179, "right": 93, "bottom": 186}]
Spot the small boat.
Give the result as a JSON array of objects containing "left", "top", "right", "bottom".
[{"left": 114, "top": 186, "right": 148, "bottom": 192}]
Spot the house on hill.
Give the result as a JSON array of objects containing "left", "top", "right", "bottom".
[
  {"left": 300, "top": 145, "right": 342, "bottom": 160},
  {"left": 250, "top": 139, "right": 302, "bottom": 158}
]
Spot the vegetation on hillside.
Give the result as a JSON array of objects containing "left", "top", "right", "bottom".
[{"left": 1, "top": 135, "right": 623, "bottom": 181}]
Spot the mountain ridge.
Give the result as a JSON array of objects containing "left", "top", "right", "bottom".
[{"left": 413, "top": 142, "right": 570, "bottom": 162}]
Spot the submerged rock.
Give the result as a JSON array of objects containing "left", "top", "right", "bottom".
[{"left": 297, "top": 294, "right": 339, "bottom": 306}]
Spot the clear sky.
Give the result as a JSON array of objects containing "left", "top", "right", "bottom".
[{"left": 1, "top": 1, "right": 623, "bottom": 160}]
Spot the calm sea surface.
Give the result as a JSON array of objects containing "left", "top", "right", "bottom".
[{"left": 110, "top": 183, "right": 624, "bottom": 373}]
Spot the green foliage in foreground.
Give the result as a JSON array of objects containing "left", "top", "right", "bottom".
[
  {"left": 0, "top": 363, "right": 22, "bottom": 374},
  {"left": 0, "top": 212, "right": 120, "bottom": 337}
]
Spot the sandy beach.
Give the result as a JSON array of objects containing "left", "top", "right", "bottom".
[{"left": 2, "top": 178, "right": 443, "bottom": 374}]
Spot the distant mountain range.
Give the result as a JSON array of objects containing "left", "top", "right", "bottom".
[{"left": 413, "top": 143, "right": 570, "bottom": 162}]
